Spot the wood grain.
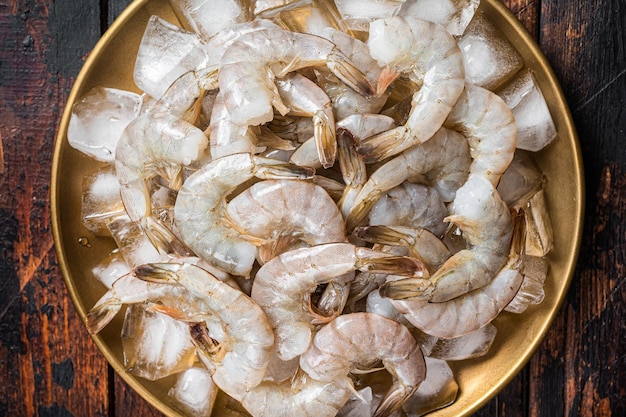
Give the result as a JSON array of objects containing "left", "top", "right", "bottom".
[{"left": 1, "top": 0, "right": 625, "bottom": 415}]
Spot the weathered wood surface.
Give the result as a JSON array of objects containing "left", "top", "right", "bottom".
[{"left": 0, "top": 0, "right": 624, "bottom": 415}]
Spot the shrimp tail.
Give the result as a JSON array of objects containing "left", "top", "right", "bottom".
[
  {"left": 356, "top": 125, "right": 412, "bottom": 163},
  {"left": 254, "top": 160, "right": 316, "bottom": 180},
  {"left": 357, "top": 255, "right": 427, "bottom": 277},
  {"left": 374, "top": 380, "right": 419, "bottom": 417},
  {"left": 326, "top": 49, "right": 376, "bottom": 98},
  {"left": 354, "top": 225, "right": 413, "bottom": 247},
  {"left": 140, "top": 216, "right": 192, "bottom": 257},
  {"left": 189, "top": 322, "right": 227, "bottom": 371},
  {"left": 376, "top": 67, "right": 401, "bottom": 96},
  {"left": 132, "top": 263, "right": 178, "bottom": 284},
  {"left": 379, "top": 277, "right": 434, "bottom": 300},
  {"left": 86, "top": 299, "right": 122, "bottom": 334},
  {"left": 313, "top": 109, "right": 337, "bottom": 169}
]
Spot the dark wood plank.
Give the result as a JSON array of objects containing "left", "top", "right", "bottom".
[{"left": 0, "top": 0, "right": 109, "bottom": 415}]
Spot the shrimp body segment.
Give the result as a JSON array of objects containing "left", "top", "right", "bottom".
[
  {"left": 357, "top": 16, "right": 465, "bottom": 161},
  {"left": 241, "top": 373, "right": 352, "bottom": 417},
  {"left": 218, "top": 27, "right": 374, "bottom": 128},
  {"left": 226, "top": 179, "right": 346, "bottom": 263},
  {"left": 251, "top": 243, "right": 427, "bottom": 361},
  {"left": 133, "top": 262, "right": 274, "bottom": 401},
  {"left": 174, "top": 153, "right": 314, "bottom": 276},
  {"left": 383, "top": 175, "right": 514, "bottom": 302},
  {"left": 300, "top": 312, "right": 426, "bottom": 417},
  {"left": 445, "top": 82, "right": 517, "bottom": 186}
]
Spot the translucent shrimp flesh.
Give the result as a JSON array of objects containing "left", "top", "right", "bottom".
[
  {"left": 226, "top": 179, "right": 347, "bottom": 263},
  {"left": 346, "top": 127, "right": 471, "bottom": 231},
  {"left": 299, "top": 312, "right": 427, "bottom": 417},
  {"left": 356, "top": 16, "right": 465, "bottom": 162},
  {"left": 444, "top": 82, "right": 517, "bottom": 187},
  {"left": 173, "top": 153, "right": 314, "bottom": 276},
  {"left": 382, "top": 175, "right": 514, "bottom": 302},
  {"left": 388, "top": 210, "right": 526, "bottom": 338},
  {"left": 133, "top": 262, "right": 274, "bottom": 402},
  {"left": 251, "top": 242, "right": 427, "bottom": 360},
  {"left": 241, "top": 370, "right": 353, "bottom": 417},
  {"left": 218, "top": 27, "right": 374, "bottom": 127}
]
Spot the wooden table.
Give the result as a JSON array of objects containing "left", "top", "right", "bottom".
[{"left": 1, "top": 0, "right": 624, "bottom": 415}]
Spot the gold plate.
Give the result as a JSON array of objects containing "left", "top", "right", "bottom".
[{"left": 51, "top": 1, "right": 584, "bottom": 416}]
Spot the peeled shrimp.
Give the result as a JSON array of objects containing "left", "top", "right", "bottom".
[
  {"left": 241, "top": 370, "right": 352, "bottom": 417},
  {"left": 251, "top": 242, "right": 427, "bottom": 360},
  {"left": 133, "top": 262, "right": 274, "bottom": 401},
  {"left": 356, "top": 16, "right": 465, "bottom": 162},
  {"left": 444, "top": 82, "right": 517, "bottom": 186},
  {"left": 383, "top": 175, "right": 514, "bottom": 302},
  {"left": 218, "top": 27, "right": 374, "bottom": 127},
  {"left": 226, "top": 179, "right": 346, "bottom": 263},
  {"left": 389, "top": 210, "right": 526, "bottom": 338},
  {"left": 174, "top": 153, "right": 314, "bottom": 276},
  {"left": 300, "top": 312, "right": 427, "bottom": 417},
  {"left": 346, "top": 127, "right": 471, "bottom": 231}
]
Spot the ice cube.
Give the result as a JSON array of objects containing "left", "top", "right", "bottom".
[
  {"left": 429, "top": 323, "right": 497, "bottom": 361},
  {"left": 169, "top": 367, "right": 218, "bottom": 417},
  {"left": 505, "top": 254, "right": 548, "bottom": 314},
  {"left": 81, "top": 165, "right": 127, "bottom": 236},
  {"left": 402, "top": 357, "right": 458, "bottom": 416},
  {"left": 254, "top": 0, "right": 302, "bottom": 16},
  {"left": 457, "top": 13, "right": 524, "bottom": 91},
  {"left": 399, "top": 0, "right": 480, "bottom": 36},
  {"left": 498, "top": 69, "right": 558, "bottom": 152},
  {"left": 335, "top": 0, "right": 407, "bottom": 31},
  {"left": 169, "top": 0, "right": 252, "bottom": 41},
  {"left": 122, "top": 305, "right": 196, "bottom": 380},
  {"left": 67, "top": 87, "right": 142, "bottom": 162},
  {"left": 107, "top": 217, "right": 164, "bottom": 268},
  {"left": 91, "top": 250, "right": 130, "bottom": 289},
  {"left": 525, "top": 189, "right": 554, "bottom": 256},
  {"left": 134, "top": 16, "right": 208, "bottom": 99},
  {"left": 497, "top": 150, "right": 545, "bottom": 207},
  {"left": 273, "top": 1, "right": 349, "bottom": 37}
]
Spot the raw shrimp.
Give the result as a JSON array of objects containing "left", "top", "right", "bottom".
[
  {"left": 346, "top": 127, "right": 471, "bottom": 231},
  {"left": 226, "top": 179, "right": 346, "bottom": 263},
  {"left": 241, "top": 370, "right": 352, "bottom": 417},
  {"left": 316, "top": 27, "right": 390, "bottom": 120},
  {"left": 382, "top": 175, "right": 514, "bottom": 302},
  {"left": 133, "top": 262, "right": 274, "bottom": 402},
  {"left": 356, "top": 16, "right": 465, "bottom": 162},
  {"left": 114, "top": 111, "right": 208, "bottom": 251},
  {"left": 208, "top": 91, "right": 260, "bottom": 158},
  {"left": 444, "top": 82, "right": 517, "bottom": 186},
  {"left": 368, "top": 182, "right": 449, "bottom": 237},
  {"left": 388, "top": 210, "right": 526, "bottom": 338},
  {"left": 251, "top": 242, "right": 427, "bottom": 360},
  {"left": 173, "top": 153, "right": 314, "bottom": 277},
  {"left": 218, "top": 27, "right": 374, "bottom": 127},
  {"left": 300, "top": 312, "right": 427, "bottom": 417},
  {"left": 85, "top": 257, "right": 233, "bottom": 334}
]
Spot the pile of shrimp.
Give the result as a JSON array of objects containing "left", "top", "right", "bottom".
[{"left": 70, "top": 1, "right": 556, "bottom": 416}]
